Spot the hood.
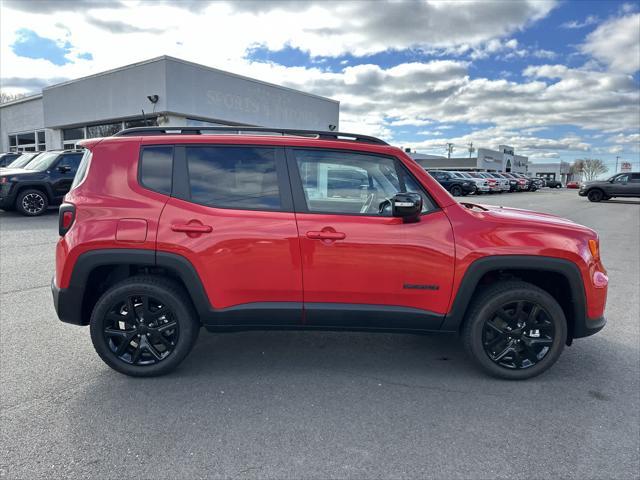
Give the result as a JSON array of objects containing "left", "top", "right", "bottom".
[
  {"left": 464, "top": 202, "right": 594, "bottom": 233},
  {"left": 0, "top": 168, "right": 31, "bottom": 177}
]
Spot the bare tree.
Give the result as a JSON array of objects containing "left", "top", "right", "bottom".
[
  {"left": 580, "top": 158, "right": 608, "bottom": 181},
  {"left": 569, "top": 159, "right": 585, "bottom": 177},
  {"left": 0, "top": 92, "right": 26, "bottom": 103}
]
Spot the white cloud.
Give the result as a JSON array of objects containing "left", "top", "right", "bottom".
[
  {"left": 581, "top": 13, "right": 640, "bottom": 73},
  {"left": 561, "top": 15, "right": 599, "bottom": 29}
]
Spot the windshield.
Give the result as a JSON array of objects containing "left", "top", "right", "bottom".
[
  {"left": 6, "top": 153, "right": 38, "bottom": 169},
  {"left": 24, "top": 152, "right": 60, "bottom": 171}
]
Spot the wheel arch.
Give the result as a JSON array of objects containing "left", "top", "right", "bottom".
[
  {"left": 441, "top": 256, "right": 586, "bottom": 344},
  {"left": 60, "top": 249, "right": 210, "bottom": 325},
  {"left": 15, "top": 182, "right": 54, "bottom": 201}
]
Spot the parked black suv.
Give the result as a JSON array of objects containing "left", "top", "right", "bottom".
[
  {"left": 426, "top": 170, "right": 476, "bottom": 196},
  {"left": 0, "top": 152, "right": 21, "bottom": 168},
  {"left": 579, "top": 172, "right": 640, "bottom": 202},
  {"left": 0, "top": 150, "right": 84, "bottom": 216}
]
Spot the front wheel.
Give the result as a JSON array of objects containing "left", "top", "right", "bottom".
[
  {"left": 450, "top": 185, "right": 463, "bottom": 196},
  {"left": 462, "top": 281, "right": 567, "bottom": 380},
  {"left": 587, "top": 189, "right": 604, "bottom": 202},
  {"left": 89, "top": 276, "right": 200, "bottom": 377}
]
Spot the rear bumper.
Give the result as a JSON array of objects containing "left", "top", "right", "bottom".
[
  {"left": 573, "top": 315, "right": 606, "bottom": 339},
  {"left": 51, "top": 276, "right": 85, "bottom": 326}
]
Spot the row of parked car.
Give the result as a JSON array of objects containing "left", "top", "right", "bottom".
[
  {"left": 0, "top": 150, "right": 84, "bottom": 216},
  {"left": 423, "top": 169, "right": 557, "bottom": 197}
]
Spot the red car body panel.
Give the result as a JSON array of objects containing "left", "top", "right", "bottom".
[
  {"left": 55, "top": 134, "right": 607, "bottom": 331},
  {"left": 295, "top": 210, "right": 455, "bottom": 314},
  {"left": 157, "top": 197, "right": 303, "bottom": 309}
]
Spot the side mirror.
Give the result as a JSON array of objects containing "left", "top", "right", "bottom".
[
  {"left": 58, "top": 165, "right": 71, "bottom": 173},
  {"left": 391, "top": 192, "right": 422, "bottom": 223}
]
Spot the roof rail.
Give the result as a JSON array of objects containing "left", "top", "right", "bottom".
[{"left": 113, "top": 126, "right": 388, "bottom": 145}]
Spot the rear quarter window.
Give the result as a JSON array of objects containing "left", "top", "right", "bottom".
[
  {"left": 70, "top": 150, "right": 93, "bottom": 190},
  {"left": 139, "top": 146, "right": 173, "bottom": 195}
]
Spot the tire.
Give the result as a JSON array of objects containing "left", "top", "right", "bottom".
[
  {"left": 16, "top": 189, "right": 48, "bottom": 216},
  {"left": 587, "top": 189, "right": 604, "bottom": 202},
  {"left": 555, "top": 184, "right": 561, "bottom": 189},
  {"left": 89, "top": 275, "right": 200, "bottom": 377},
  {"left": 461, "top": 280, "right": 567, "bottom": 380},
  {"left": 450, "top": 185, "right": 463, "bottom": 196}
]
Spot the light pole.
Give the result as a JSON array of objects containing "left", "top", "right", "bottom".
[
  {"left": 615, "top": 156, "right": 619, "bottom": 173},
  {"left": 446, "top": 143, "right": 454, "bottom": 159}
]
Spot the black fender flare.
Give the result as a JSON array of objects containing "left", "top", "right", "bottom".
[
  {"left": 15, "top": 182, "right": 55, "bottom": 201},
  {"left": 440, "top": 255, "right": 587, "bottom": 338}
]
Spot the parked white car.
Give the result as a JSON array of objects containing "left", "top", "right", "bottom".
[{"left": 450, "top": 171, "right": 490, "bottom": 193}]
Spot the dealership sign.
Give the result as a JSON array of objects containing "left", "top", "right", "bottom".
[{"left": 621, "top": 162, "right": 632, "bottom": 172}]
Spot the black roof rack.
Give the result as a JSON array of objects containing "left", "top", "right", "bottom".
[{"left": 113, "top": 126, "right": 388, "bottom": 145}]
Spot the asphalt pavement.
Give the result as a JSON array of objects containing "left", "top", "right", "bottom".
[{"left": 1, "top": 189, "right": 639, "bottom": 479}]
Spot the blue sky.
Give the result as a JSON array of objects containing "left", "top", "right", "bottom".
[{"left": 1, "top": 0, "right": 639, "bottom": 170}]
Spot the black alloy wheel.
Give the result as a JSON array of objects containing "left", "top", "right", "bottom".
[
  {"left": 103, "top": 294, "right": 179, "bottom": 366},
  {"left": 462, "top": 280, "right": 567, "bottom": 379},
  {"left": 588, "top": 189, "right": 604, "bottom": 202},
  {"left": 450, "top": 185, "right": 463, "bottom": 196},
  {"left": 90, "top": 276, "right": 199, "bottom": 377},
  {"left": 482, "top": 300, "right": 554, "bottom": 369}
]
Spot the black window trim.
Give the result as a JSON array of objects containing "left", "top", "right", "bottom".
[
  {"left": 137, "top": 144, "right": 175, "bottom": 197},
  {"left": 171, "top": 144, "right": 293, "bottom": 213},
  {"left": 284, "top": 146, "right": 439, "bottom": 218}
]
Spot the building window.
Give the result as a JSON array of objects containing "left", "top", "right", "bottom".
[
  {"left": 125, "top": 117, "right": 158, "bottom": 129},
  {"left": 8, "top": 130, "right": 44, "bottom": 152},
  {"left": 186, "top": 118, "right": 228, "bottom": 127},
  {"left": 86, "top": 122, "right": 122, "bottom": 139}
]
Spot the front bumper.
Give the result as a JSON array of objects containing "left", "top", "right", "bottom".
[
  {"left": 51, "top": 277, "right": 85, "bottom": 325},
  {"left": 578, "top": 189, "right": 588, "bottom": 196}
]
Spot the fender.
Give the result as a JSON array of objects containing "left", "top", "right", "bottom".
[
  {"left": 15, "top": 181, "right": 56, "bottom": 201},
  {"left": 440, "top": 255, "right": 588, "bottom": 337},
  {"left": 53, "top": 249, "right": 155, "bottom": 325}
]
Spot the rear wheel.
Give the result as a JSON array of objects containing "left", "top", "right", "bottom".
[
  {"left": 462, "top": 281, "right": 567, "bottom": 380},
  {"left": 587, "top": 189, "right": 604, "bottom": 202},
  {"left": 450, "top": 185, "right": 463, "bottom": 196},
  {"left": 16, "top": 189, "right": 48, "bottom": 216},
  {"left": 89, "top": 276, "right": 200, "bottom": 377}
]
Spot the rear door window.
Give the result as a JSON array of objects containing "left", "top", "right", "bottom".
[{"left": 186, "top": 146, "right": 282, "bottom": 211}]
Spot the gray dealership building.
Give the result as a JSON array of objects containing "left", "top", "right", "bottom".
[
  {"left": 0, "top": 56, "right": 340, "bottom": 152},
  {"left": 411, "top": 145, "right": 529, "bottom": 173}
]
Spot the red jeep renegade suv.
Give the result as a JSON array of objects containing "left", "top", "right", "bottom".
[{"left": 52, "top": 127, "right": 608, "bottom": 379}]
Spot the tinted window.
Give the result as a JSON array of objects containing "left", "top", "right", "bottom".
[
  {"left": 58, "top": 153, "right": 83, "bottom": 173},
  {"left": 140, "top": 146, "right": 173, "bottom": 195},
  {"left": 630, "top": 173, "right": 640, "bottom": 182},
  {"left": 293, "top": 149, "right": 434, "bottom": 215},
  {"left": 614, "top": 174, "right": 629, "bottom": 183},
  {"left": 186, "top": 146, "right": 280, "bottom": 210},
  {"left": 71, "top": 150, "right": 93, "bottom": 190}
]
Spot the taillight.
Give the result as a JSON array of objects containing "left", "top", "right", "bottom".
[
  {"left": 59, "top": 203, "right": 76, "bottom": 236},
  {"left": 588, "top": 238, "right": 600, "bottom": 261}
]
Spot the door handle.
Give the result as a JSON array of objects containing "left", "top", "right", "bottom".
[
  {"left": 171, "top": 223, "right": 212, "bottom": 234},
  {"left": 306, "top": 230, "right": 346, "bottom": 241}
]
